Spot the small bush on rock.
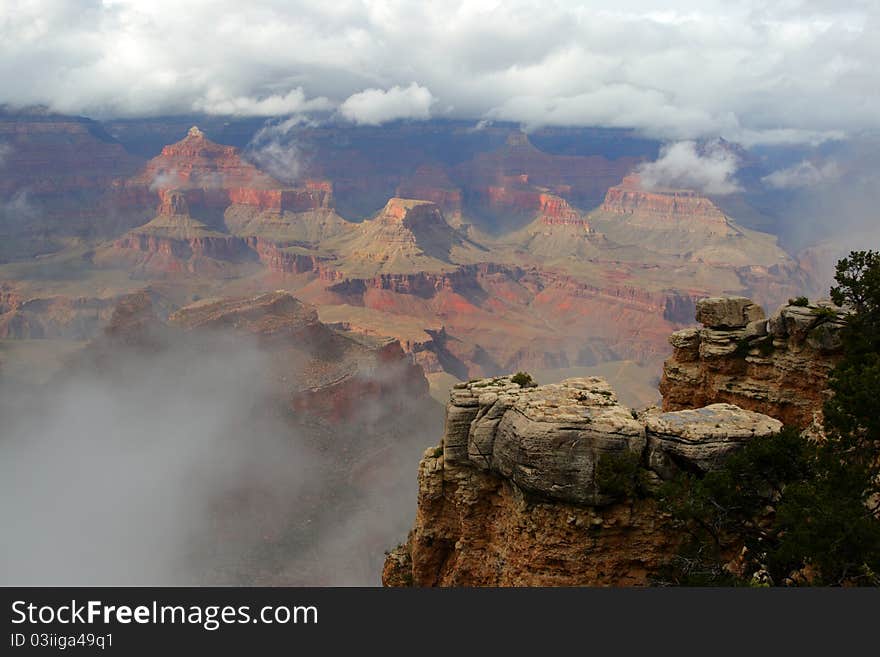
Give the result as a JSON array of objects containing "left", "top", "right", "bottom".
[{"left": 511, "top": 371, "right": 536, "bottom": 387}]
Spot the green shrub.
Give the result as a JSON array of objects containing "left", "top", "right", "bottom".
[
  {"left": 511, "top": 371, "right": 536, "bottom": 387},
  {"left": 789, "top": 296, "right": 810, "bottom": 307},
  {"left": 811, "top": 305, "right": 838, "bottom": 320},
  {"left": 595, "top": 450, "right": 649, "bottom": 500}
]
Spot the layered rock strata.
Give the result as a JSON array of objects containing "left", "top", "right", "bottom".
[
  {"left": 600, "top": 174, "right": 732, "bottom": 231},
  {"left": 384, "top": 374, "right": 781, "bottom": 586},
  {"left": 659, "top": 296, "right": 845, "bottom": 427}
]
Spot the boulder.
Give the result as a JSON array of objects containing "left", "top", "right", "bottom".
[
  {"left": 645, "top": 403, "right": 783, "bottom": 478},
  {"left": 780, "top": 305, "right": 819, "bottom": 342},
  {"left": 695, "top": 296, "right": 765, "bottom": 329},
  {"left": 744, "top": 318, "right": 768, "bottom": 339},
  {"left": 697, "top": 327, "right": 748, "bottom": 359},
  {"left": 488, "top": 378, "right": 645, "bottom": 506},
  {"left": 807, "top": 321, "right": 845, "bottom": 352},
  {"left": 668, "top": 327, "right": 700, "bottom": 360}
]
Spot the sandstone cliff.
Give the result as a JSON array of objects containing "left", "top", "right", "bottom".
[
  {"left": 659, "top": 296, "right": 845, "bottom": 428},
  {"left": 383, "top": 373, "right": 782, "bottom": 586},
  {"left": 0, "top": 110, "right": 147, "bottom": 257}
]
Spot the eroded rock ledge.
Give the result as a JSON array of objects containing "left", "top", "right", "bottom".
[
  {"left": 660, "top": 296, "right": 845, "bottom": 427},
  {"left": 384, "top": 374, "right": 781, "bottom": 586}
]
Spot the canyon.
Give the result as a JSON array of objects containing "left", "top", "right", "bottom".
[{"left": 0, "top": 116, "right": 845, "bottom": 585}]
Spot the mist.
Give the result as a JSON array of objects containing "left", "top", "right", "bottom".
[
  {"left": 245, "top": 117, "right": 316, "bottom": 185},
  {"left": 0, "top": 329, "right": 439, "bottom": 585},
  {"left": 637, "top": 140, "right": 741, "bottom": 195}
]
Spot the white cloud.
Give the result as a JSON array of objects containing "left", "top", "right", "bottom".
[
  {"left": 245, "top": 116, "right": 318, "bottom": 184},
  {"left": 0, "top": 142, "right": 11, "bottom": 167},
  {"left": 637, "top": 141, "right": 742, "bottom": 195},
  {"left": 0, "top": 1, "right": 878, "bottom": 142},
  {"left": 192, "top": 88, "right": 332, "bottom": 117},
  {"left": 339, "top": 83, "right": 435, "bottom": 125},
  {"left": 762, "top": 160, "right": 843, "bottom": 189}
]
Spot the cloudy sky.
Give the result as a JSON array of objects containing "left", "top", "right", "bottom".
[{"left": 1, "top": 0, "right": 877, "bottom": 143}]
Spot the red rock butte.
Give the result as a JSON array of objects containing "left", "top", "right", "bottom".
[
  {"left": 131, "top": 126, "right": 333, "bottom": 214},
  {"left": 536, "top": 193, "right": 588, "bottom": 227},
  {"left": 601, "top": 173, "right": 730, "bottom": 228}
]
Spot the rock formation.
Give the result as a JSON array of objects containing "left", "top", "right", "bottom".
[
  {"left": 659, "top": 296, "right": 845, "bottom": 427},
  {"left": 1, "top": 121, "right": 818, "bottom": 397},
  {"left": 86, "top": 289, "right": 430, "bottom": 424},
  {"left": 600, "top": 174, "right": 733, "bottom": 230},
  {"left": 0, "top": 283, "right": 120, "bottom": 339},
  {"left": 103, "top": 127, "right": 350, "bottom": 273},
  {"left": 324, "top": 197, "right": 486, "bottom": 275},
  {"left": 591, "top": 173, "right": 793, "bottom": 270},
  {"left": 384, "top": 372, "right": 782, "bottom": 586}
]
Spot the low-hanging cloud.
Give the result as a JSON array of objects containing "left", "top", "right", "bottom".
[
  {"left": 0, "top": 317, "right": 440, "bottom": 585},
  {"left": 637, "top": 141, "right": 742, "bottom": 195},
  {"left": 193, "top": 87, "right": 333, "bottom": 117},
  {"left": 0, "top": 190, "right": 38, "bottom": 224},
  {"left": 762, "top": 159, "right": 843, "bottom": 189},
  {"left": 339, "top": 83, "right": 435, "bottom": 126},
  {"left": 1, "top": 2, "right": 878, "bottom": 143},
  {"left": 245, "top": 116, "right": 317, "bottom": 184},
  {"left": 0, "top": 336, "right": 314, "bottom": 585}
]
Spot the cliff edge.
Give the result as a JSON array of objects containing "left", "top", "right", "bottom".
[
  {"left": 384, "top": 373, "right": 781, "bottom": 586},
  {"left": 384, "top": 296, "right": 844, "bottom": 586}
]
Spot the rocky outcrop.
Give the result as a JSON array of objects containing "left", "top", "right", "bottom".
[
  {"left": 694, "top": 296, "right": 765, "bottom": 329},
  {"left": 384, "top": 374, "right": 781, "bottom": 586},
  {"left": 659, "top": 296, "right": 845, "bottom": 427},
  {"left": 535, "top": 193, "right": 588, "bottom": 226},
  {"left": 168, "top": 290, "right": 331, "bottom": 346},
  {"left": 600, "top": 174, "right": 732, "bottom": 231},
  {"left": 645, "top": 404, "right": 782, "bottom": 478},
  {"left": 444, "top": 377, "right": 645, "bottom": 506},
  {"left": 131, "top": 126, "right": 278, "bottom": 193}
]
